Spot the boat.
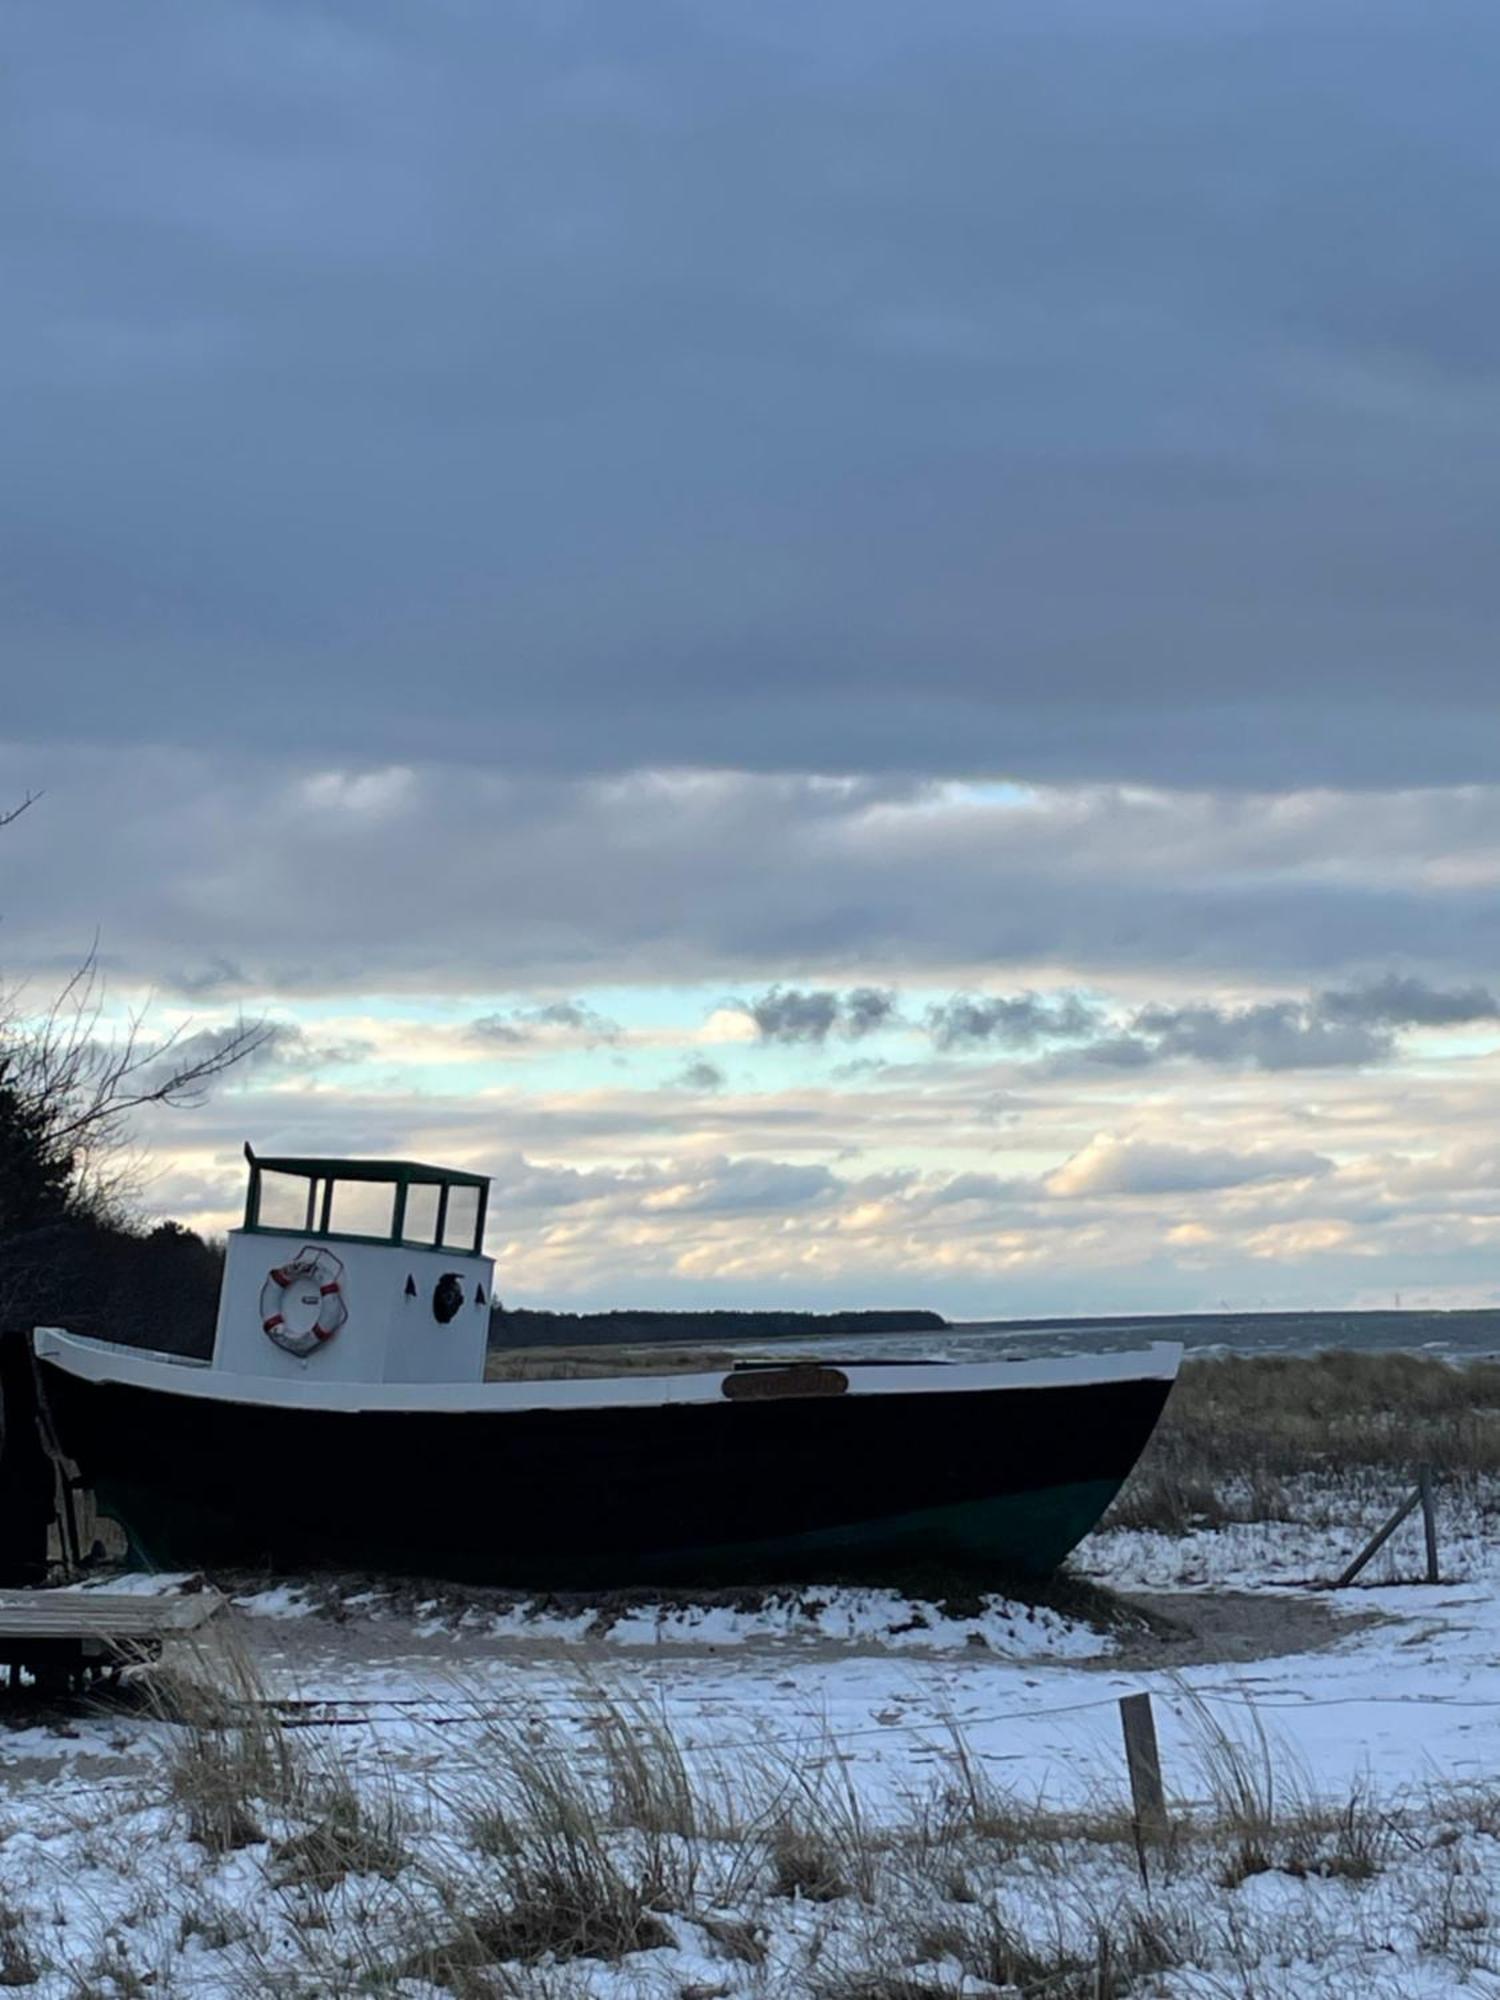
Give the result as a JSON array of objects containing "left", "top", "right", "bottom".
[{"left": 23, "top": 1147, "right": 1180, "bottom": 1585}]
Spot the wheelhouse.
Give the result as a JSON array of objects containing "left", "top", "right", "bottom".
[{"left": 214, "top": 1146, "right": 497, "bottom": 1386}]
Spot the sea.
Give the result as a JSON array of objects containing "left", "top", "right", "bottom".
[{"left": 795, "top": 1308, "right": 1500, "bottom": 1368}]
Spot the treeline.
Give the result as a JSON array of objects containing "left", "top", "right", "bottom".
[
  {"left": 4, "top": 1218, "right": 224, "bottom": 1358},
  {"left": 489, "top": 1304, "right": 948, "bottom": 1348}
]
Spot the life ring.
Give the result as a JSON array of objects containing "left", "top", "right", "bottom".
[{"left": 260, "top": 1245, "right": 348, "bottom": 1359}]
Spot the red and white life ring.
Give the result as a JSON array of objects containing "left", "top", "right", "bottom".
[{"left": 260, "top": 1245, "right": 348, "bottom": 1359}]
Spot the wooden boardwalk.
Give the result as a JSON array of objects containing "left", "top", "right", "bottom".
[{"left": 0, "top": 1585, "right": 224, "bottom": 1690}]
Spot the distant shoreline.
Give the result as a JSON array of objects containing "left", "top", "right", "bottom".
[
  {"left": 488, "top": 1302, "right": 1500, "bottom": 1353},
  {"left": 489, "top": 1306, "right": 948, "bottom": 1347}
]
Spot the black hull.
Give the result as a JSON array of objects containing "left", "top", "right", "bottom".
[{"left": 39, "top": 1357, "right": 1173, "bottom": 1586}]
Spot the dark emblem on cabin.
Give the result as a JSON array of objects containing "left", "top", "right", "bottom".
[{"left": 432, "top": 1273, "right": 466, "bottom": 1325}]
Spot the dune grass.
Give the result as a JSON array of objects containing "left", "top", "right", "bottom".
[
  {"left": 7, "top": 1632, "right": 1489, "bottom": 1996},
  {"left": 1108, "top": 1348, "right": 1500, "bottom": 1535}
]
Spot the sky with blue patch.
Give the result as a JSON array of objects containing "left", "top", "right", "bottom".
[{"left": 7, "top": 2, "right": 1500, "bottom": 1318}]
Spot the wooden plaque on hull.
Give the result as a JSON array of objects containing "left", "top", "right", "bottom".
[{"left": 721, "top": 1364, "right": 850, "bottom": 1401}]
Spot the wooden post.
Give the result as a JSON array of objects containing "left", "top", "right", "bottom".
[
  {"left": 1419, "top": 1464, "right": 1440, "bottom": 1584},
  {"left": 1120, "top": 1691, "right": 1168, "bottom": 1882},
  {"left": 1333, "top": 1485, "right": 1423, "bottom": 1588}
]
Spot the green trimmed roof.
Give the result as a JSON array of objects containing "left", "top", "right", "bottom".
[{"left": 244, "top": 1143, "right": 489, "bottom": 1189}]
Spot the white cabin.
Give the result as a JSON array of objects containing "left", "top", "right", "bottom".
[{"left": 212, "top": 1146, "right": 495, "bottom": 1386}]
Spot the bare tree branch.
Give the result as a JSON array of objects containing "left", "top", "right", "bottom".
[
  {"left": 5, "top": 961, "right": 272, "bottom": 1146},
  {"left": 3, "top": 818, "right": 273, "bottom": 1231},
  {"left": 0, "top": 793, "right": 39, "bottom": 831},
  {"left": 0, "top": 798, "right": 270, "bottom": 1347}
]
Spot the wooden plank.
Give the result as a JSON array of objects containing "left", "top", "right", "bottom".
[
  {"left": 0, "top": 1589, "right": 223, "bottom": 1639},
  {"left": 1333, "top": 1486, "right": 1422, "bottom": 1588}
]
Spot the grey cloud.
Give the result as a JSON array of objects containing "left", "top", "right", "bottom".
[
  {"left": 1117, "top": 977, "right": 1500, "bottom": 1072},
  {"left": 469, "top": 1000, "right": 620, "bottom": 1047},
  {"left": 440, "top": 1149, "right": 836, "bottom": 1217},
  {"left": 927, "top": 1171, "right": 1032, "bottom": 1205},
  {"left": 927, "top": 992, "right": 1103, "bottom": 1052},
  {"left": 648, "top": 1158, "right": 840, "bottom": 1215},
  {"left": 136, "top": 1020, "right": 369, "bottom": 1092},
  {"left": 7, "top": 6, "right": 1500, "bottom": 791},
  {"left": 165, "top": 957, "right": 249, "bottom": 999},
  {"left": 11, "top": 748, "right": 1500, "bottom": 1001},
  {"left": 485, "top": 1155, "right": 653, "bottom": 1212},
  {"left": 1067, "top": 1035, "right": 1155, "bottom": 1070},
  {"left": 531, "top": 1001, "right": 616, "bottom": 1035},
  {"left": 1315, "top": 975, "right": 1500, "bottom": 1029},
  {"left": 844, "top": 987, "right": 901, "bottom": 1039},
  {"left": 747, "top": 989, "right": 839, "bottom": 1044},
  {"left": 1129, "top": 1001, "right": 1390, "bottom": 1072},
  {"left": 745, "top": 986, "right": 899, "bottom": 1045},
  {"left": 672, "top": 1059, "right": 727, "bottom": 1093},
  {"left": 469, "top": 1016, "right": 529, "bottom": 1047},
  {"left": 258, "top": 1024, "right": 374, "bottom": 1072}
]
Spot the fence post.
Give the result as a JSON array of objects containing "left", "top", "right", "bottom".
[
  {"left": 1419, "top": 1464, "right": 1440, "bottom": 1584},
  {"left": 1120, "top": 1690, "right": 1168, "bottom": 1886}
]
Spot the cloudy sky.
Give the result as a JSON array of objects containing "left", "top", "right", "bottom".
[{"left": 6, "top": 0, "right": 1500, "bottom": 1318}]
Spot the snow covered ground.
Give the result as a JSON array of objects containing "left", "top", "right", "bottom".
[{"left": 3, "top": 1478, "right": 1499, "bottom": 1996}]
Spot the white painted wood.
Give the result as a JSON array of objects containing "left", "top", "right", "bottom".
[
  {"left": 212, "top": 1227, "right": 495, "bottom": 1387},
  {"left": 34, "top": 1326, "right": 1182, "bottom": 1416}
]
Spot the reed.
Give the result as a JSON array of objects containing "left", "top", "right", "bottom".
[
  {"left": 1108, "top": 1347, "right": 1500, "bottom": 1534},
  {"left": 20, "top": 1635, "right": 1482, "bottom": 1994}
]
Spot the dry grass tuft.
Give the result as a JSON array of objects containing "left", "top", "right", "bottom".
[
  {"left": 449, "top": 1708, "right": 686, "bottom": 1968},
  {"left": 168, "top": 1731, "right": 269, "bottom": 1855},
  {"left": 1184, "top": 1691, "right": 1395, "bottom": 1888},
  {"left": 0, "top": 1904, "right": 40, "bottom": 1989},
  {"left": 699, "top": 1915, "right": 768, "bottom": 1965},
  {"left": 594, "top": 1697, "right": 701, "bottom": 1840},
  {"left": 1418, "top": 1852, "right": 1496, "bottom": 1974},
  {"left": 826, "top": 1902, "right": 1189, "bottom": 2000},
  {"left": 769, "top": 1824, "right": 851, "bottom": 1903},
  {"left": 413, "top": 1895, "right": 674, "bottom": 1983},
  {"left": 819, "top": 1980, "right": 964, "bottom": 2000},
  {"left": 174, "top": 1904, "right": 249, "bottom": 1955},
  {"left": 157, "top": 1637, "right": 300, "bottom": 1857},
  {"left": 268, "top": 1781, "right": 407, "bottom": 1890}
]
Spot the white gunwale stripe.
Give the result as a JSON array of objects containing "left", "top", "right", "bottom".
[{"left": 33, "top": 1327, "right": 1182, "bottom": 1416}]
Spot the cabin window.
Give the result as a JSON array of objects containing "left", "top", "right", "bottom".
[
  {"left": 324, "top": 1179, "right": 397, "bottom": 1241},
  {"left": 257, "top": 1168, "right": 317, "bottom": 1234},
  {"left": 402, "top": 1181, "right": 441, "bottom": 1247},
  {"left": 441, "top": 1183, "right": 482, "bottom": 1253}
]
